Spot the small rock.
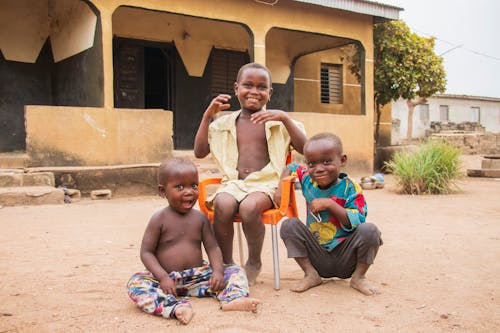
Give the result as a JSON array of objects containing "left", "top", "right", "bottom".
[{"left": 90, "top": 189, "right": 112, "bottom": 200}]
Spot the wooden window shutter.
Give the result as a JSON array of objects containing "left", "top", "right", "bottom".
[
  {"left": 211, "top": 49, "right": 248, "bottom": 97},
  {"left": 320, "top": 63, "right": 343, "bottom": 104}
]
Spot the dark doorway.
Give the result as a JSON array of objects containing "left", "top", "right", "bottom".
[
  {"left": 113, "top": 38, "right": 174, "bottom": 111},
  {"left": 145, "top": 47, "right": 174, "bottom": 110}
]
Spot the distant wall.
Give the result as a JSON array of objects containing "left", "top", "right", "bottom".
[
  {"left": 25, "top": 106, "right": 172, "bottom": 167},
  {"left": 392, "top": 95, "right": 500, "bottom": 143}
]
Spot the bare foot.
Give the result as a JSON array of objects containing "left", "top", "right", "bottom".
[
  {"left": 221, "top": 297, "right": 261, "bottom": 313},
  {"left": 244, "top": 262, "right": 262, "bottom": 286},
  {"left": 290, "top": 272, "right": 322, "bottom": 293},
  {"left": 174, "top": 306, "right": 193, "bottom": 325},
  {"left": 350, "top": 276, "right": 378, "bottom": 296}
]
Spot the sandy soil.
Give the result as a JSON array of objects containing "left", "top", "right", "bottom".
[{"left": 0, "top": 156, "right": 499, "bottom": 333}]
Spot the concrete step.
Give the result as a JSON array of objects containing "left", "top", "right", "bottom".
[
  {"left": 467, "top": 168, "right": 500, "bottom": 178},
  {"left": 26, "top": 164, "right": 160, "bottom": 197},
  {"left": 0, "top": 151, "right": 222, "bottom": 202},
  {"left": 0, "top": 152, "right": 29, "bottom": 169},
  {"left": 0, "top": 186, "right": 65, "bottom": 206},
  {"left": 0, "top": 171, "right": 55, "bottom": 187}
]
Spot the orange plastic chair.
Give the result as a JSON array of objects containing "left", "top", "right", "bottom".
[{"left": 197, "top": 155, "right": 298, "bottom": 290}]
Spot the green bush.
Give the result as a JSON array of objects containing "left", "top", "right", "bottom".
[{"left": 384, "top": 141, "right": 462, "bottom": 194}]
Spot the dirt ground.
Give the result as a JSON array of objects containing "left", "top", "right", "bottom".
[{"left": 0, "top": 156, "right": 499, "bottom": 333}]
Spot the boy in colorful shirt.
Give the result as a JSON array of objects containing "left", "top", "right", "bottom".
[{"left": 276, "top": 132, "right": 382, "bottom": 295}]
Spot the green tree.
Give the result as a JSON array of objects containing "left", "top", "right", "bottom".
[{"left": 373, "top": 20, "right": 446, "bottom": 144}]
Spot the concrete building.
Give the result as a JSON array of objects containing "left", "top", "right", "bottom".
[
  {"left": 0, "top": 0, "right": 400, "bottom": 173},
  {"left": 392, "top": 94, "right": 500, "bottom": 144}
]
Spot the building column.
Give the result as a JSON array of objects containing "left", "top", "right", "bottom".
[
  {"left": 99, "top": 8, "right": 114, "bottom": 110},
  {"left": 252, "top": 29, "right": 267, "bottom": 65}
]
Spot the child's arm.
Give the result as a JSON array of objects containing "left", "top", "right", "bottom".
[
  {"left": 249, "top": 109, "right": 306, "bottom": 154},
  {"left": 194, "top": 94, "right": 232, "bottom": 158},
  {"left": 310, "top": 184, "right": 367, "bottom": 230},
  {"left": 201, "top": 217, "right": 225, "bottom": 291},
  {"left": 140, "top": 215, "right": 177, "bottom": 296},
  {"left": 310, "top": 198, "right": 351, "bottom": 229}
]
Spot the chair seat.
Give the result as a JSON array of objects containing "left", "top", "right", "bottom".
[{"left": 197, "top": 175, "right": 298, "bottom": 290}]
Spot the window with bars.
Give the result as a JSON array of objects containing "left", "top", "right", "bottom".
[
  {"left": 210, "top": 49, "right": 249, "bottom": 97},
  {"left": 320, "top": 63, "right": 343, "bottom": 104}
]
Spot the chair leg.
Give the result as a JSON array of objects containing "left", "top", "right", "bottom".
[
  {"left": 271, "top": 224, "right": 280, "bottom": 290},
  {"left": 237, "top": 223, "right": 245, "bottom": 266}
]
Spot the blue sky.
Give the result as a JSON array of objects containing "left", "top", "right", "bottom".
[{"left": 380, "top": 0, "right": 500, "bottom": 98}]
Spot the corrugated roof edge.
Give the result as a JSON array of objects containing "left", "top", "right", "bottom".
[
  {"left": 292, "top": 0, "right": 402, "bottom": 20},
  {"left": 434, "top": 94, "right": 500, "bottom": 103}
]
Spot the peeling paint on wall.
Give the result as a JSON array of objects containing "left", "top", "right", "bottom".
[{"left": 83, "top": 113, "right": 106, "bottom": 138}]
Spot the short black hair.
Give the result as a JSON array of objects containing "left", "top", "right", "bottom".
[
  {"left": 304, "top": 132, "right": 344, "bottom": 154},
  {"left": 158, "top": 157, "right": 197, "bottom": 185},
  {"left": 236, "top": 62, "right": 272, "bottom": 84}
]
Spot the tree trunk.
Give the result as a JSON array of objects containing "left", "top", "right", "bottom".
[
  {"left": 405, "top": 97, "right": 427, "bottom": 143},
  {"left": 375, "top": 103, "right": 382, "bottom": 146}
]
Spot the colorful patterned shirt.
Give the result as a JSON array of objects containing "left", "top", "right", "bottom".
[{"left": 289, "top": 163, "right": 367, "bottom": 251}]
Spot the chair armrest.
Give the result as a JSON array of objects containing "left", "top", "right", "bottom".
[
  {"left": 198, "top": 178, "right": 222, "bottom": 215},
  {"left": 277, "top": 176, "right": 296, "bottom": 216}
]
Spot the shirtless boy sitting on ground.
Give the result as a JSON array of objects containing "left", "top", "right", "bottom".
[{"left": 127, "top": 158, "right": 259, "bottom": 325}]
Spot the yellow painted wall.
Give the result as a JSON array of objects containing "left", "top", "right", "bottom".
[
  {"left": 294, "top": 47, "right": 362, "bottom": 115},
  {"left": 290, "top": 113, "right": 373, "bottom": 173},
  {"left": 90, "top": 0, "right": 374, "bottom": 104},
  {"left": 25, "top": 106, "right": 173, "bottom": 167},
  {"left": 6, "top": 0, "right": 378, "bottom": 172},
  {"left": 95, "top": 0, "right": 376, "bottom": 173},
  {"left": 0, "top": 0, "right": 97, "bottom": 63}
]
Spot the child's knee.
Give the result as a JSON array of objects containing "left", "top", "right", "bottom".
[
  {"left": 280, "top": 217, "right": 302, "bottom": 238},
  {"left": 214, "top": 194, "right": 238, "bottom": 215},
  {"left": 238, "top": 200, "right": 260, "bottom": 220},
  {"left": 357, "top": 223, "right": 382, "bottom": 246}
]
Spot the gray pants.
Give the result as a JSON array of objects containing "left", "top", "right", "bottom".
[{"left": 280, "top": 218, "right": 382, "bottom": 279}]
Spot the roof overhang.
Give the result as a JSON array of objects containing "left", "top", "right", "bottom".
[{"left": 292, "top": 0, "right": 402, "bottom": 21}]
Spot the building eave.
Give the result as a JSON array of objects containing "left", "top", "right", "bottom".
[
  {"left": 434, "top": 94, "right": 500, "bottom": 103},
  {"left": 292, "top": 0, "right": 402, "bottom": 21}
]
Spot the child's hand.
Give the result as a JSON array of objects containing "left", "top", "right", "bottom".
[
  {"left": 209, "top": 270, "right": 225, "bottom": 292},
  {"left": 309, "top": 198, "right": 334, "bottom": 214},
  {"left": 159, "top": 276, "right": 177, "bottom": 296},
  {"left": 250, "top": 109, "right": 286, "bottom": 124},
  {"left": 205, "top": 94, "right": 232, "bottom": 118}
]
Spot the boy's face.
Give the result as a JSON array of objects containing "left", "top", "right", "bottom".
[
  {"left": 234, "top": 68, "right": 272, "bottom": 112},
  {"left": 158, "top": 165, "right": 199, "bottom": 214},
  {"left": 304, "top": 139, "right": 347, "bottom": 189}
]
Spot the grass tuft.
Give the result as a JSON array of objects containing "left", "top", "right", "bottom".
[{"left": 384, "top": 141, "right": 463, "bottom": 194}]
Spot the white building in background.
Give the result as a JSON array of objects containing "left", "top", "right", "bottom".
[{"left": 391, "top": 94, "right": 500, "bottom": 144}]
